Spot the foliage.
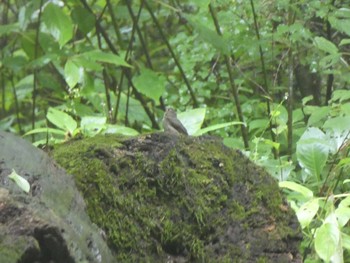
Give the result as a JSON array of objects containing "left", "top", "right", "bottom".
[
  {"left": 8, "top": 169, "right": 30, "bottom": 194},
  {"left": 1, "top": 0, "right": 350, "bottom": 261}
]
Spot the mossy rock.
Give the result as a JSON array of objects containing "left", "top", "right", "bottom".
[{"left": 52, "top": 133, "right": 302, "bottom": 262}]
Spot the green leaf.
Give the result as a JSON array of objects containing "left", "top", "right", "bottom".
[
  {"left": 222, "top": 138, "right": 245, "bottom": 149},
  {"left": 315, "top": 214, "right": 340, "bottom": 262},
  {"left": 186, "top": 16, "right": 230, "bottom": 55},
  {"left": 81, "top": 116, "right": 106, "bottom": 137},
  {"left": 191, "top": 0, "right": 210, "bottom": 10},
  {"left": 42, "top": 3, "right": 73, "bottom": 47},
  {"left": 64, "top": 59, "right": 82, "bottom": 89},
  {"left": 24, "top": 127, "right": 66, "bottom": 136},
  {"left": 194, "top": 121, "right": 245, "bottom": 136},
  {"left": 296, "top": 198, "right": 319, "bottom": 229},
  {"left": 319, "top": 53, "right": 341, "bottom": 69},
  {"left": 104, "top": 124, "right": 139, "bottom": 136},
  {"left": 177, "top": 108, "right": 206, "bottom": 135},
  {"left": 324, "top": 116, "right": 350, "bottom": 132},
  {"left": 329, "top": 16, "right": 350, "bottom": 37},
  {"left": 248, "top": 119, "right": 269, "bottom": 132},
  {"left": 71, "top": 6, "right": 95, "bottom": 35},
  {"left": 279, "top": 181, "right": 314, "bottom": 199},
  {"left": 8, "top": 169, "right": 30, "bottom": 194},
  {"left": 331, "top": 89, "right": 350, "bottom": 103},
  {"left": 47, "top": 107, "right": 77, "bottom": 134},
  {"left": 339, "top": 38, "right": 350, "bottom": 46},
  {"left": 133, "top": 67, "right": 166, "bottom": 102},
  {"left": 342, "top": 233, "right": 350, "bottom": 250},
  {"left": 314, "top": 36, "right": 338, "bottom": 54},
  {"left": 0, "top": 23, "right": 19, "bottom": 36},
  {"left": 307, "top": 106, "right": 330, "bottom": 126},
  {"left": 81, "top": 50, "right": 132, "bottom": 68},
  {"left": 335, "top": 206, "right": 350, "bottom": 227},
  {"left": 296, "top": 128, "right": 330, "bottom": 181}
]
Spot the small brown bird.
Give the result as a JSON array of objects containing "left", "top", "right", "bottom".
[{"left": 163, "top": 108, "right": 188, "bottom": 135}]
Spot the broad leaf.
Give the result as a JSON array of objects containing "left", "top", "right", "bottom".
[
  {"left": 279, "top": 181, "right": 314, "bottom": 199},
  {"left": 314, "top": 36, "right": 338, "bottom": 54},
  {"left": 296, "top": 128, "right": 330, "bottom": 181},
  {"left": 296, "top": 198, "right": 319, "bottom": 229},
  {"left": 177, "top": 108, "right": 206, "bottom": 135},
  {"left": 315, "top": 214, "right": 340, "bottom": 262},
  {"left": 105, "top": 125, "right": 139, "bottom": 136},
  {"left": 64, "top": 59, "right": 83, "bottom": 89},
  {"left": 133, "top": 67, "right": 166, "bottom": 102},
  {"left": 0, "top": 23, "right": 19, "bottom": 36},
  {"left": 194, "top": 121, "right": 245, "bottom": 136},
  {"left": 81, "top": 50, "right": 132, "bottom": 68},
  {"left": 186, "top": 16, "right": 230, "bottom": 55},
  {"left": 71, "top": 6, "right": 95, "bottom": 35},
  {"left": 81, "top": 116, "right": 106, "bottom": 136},
  {"left": 47, "top": 107, "right": 77, "bottom": 134},
  {"left": 24, "top": 127, "right": 66, "bottom": 136},
  {"left": 42, "top": 3, "right": 73, "bottom": 47}
]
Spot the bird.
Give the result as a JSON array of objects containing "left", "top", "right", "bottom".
[{"left": 162, "top": 108, "right": 188, "bottom": 135}]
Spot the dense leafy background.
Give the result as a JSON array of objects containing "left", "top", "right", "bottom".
[{"left": 2, "top": 0, "right": 350, "bottom": 261}]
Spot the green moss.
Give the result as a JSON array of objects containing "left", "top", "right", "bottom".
[{"left": 52, "top": 134, "right": 300, "bottom": 261}]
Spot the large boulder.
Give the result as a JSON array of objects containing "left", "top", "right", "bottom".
[
  {"left": 0, "top": 132, "right": 114, "bottom": 263},
  {"left": 53, "top": 133, "right": 302, "bottom": 262}
]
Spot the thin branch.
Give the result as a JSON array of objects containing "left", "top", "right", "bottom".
[
  {"left": 209, "top": 4, "right": 249, "bottom": 149},
  {"left": 144, "top": 0, "right": 198, "bottom": 108},
  {"left": 32, "top": 0, "right": 44, "bottom": 141},
  {"left": 250, "top": 0, "right": 277, "bottom": 158}
]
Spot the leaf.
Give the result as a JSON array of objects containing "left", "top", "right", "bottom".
[
  {"left": 296, "top": 198, "right": 319, "bottom": 229},
  {"left": 279, "top": 181, "right": 314, "bottom": 199},
  {"left": 335, "top": 206, "right": 350, "bottom": 227},
  {"left": 248, "top": 119, "right": 269, "bottom": 132},
  {"left": 314, "top": 36, "right": 338, "bottom": 54},
  {"left": 47, "top": 107, "right": 77, "bottom": 134},
  {"left": 0, "top": 23, "right": 19, "bottom": 36},
  {"left": 315, "top": 214, "right": 340, "bottom": 262},
  {"left": 64, "top": 59, "right": 83, "bottom": 89},
  {"left": 186, "top": 16, "right": 230, "bottom": 55},
  {"left": 71, "top": 6, "right": 95, "bottom": 35},
  {"left": 342, "top": 233, "right": 350, "bottom": 250},
  {"left": 80, "top": 116, "right": 106, "bottom": 136},
  {"left": 133, "top": 67, "right": 166, "bottom": 102},
  {"left": 194, "top": 121, "right": 245, "bottom": 136},
  {"left": 339, "top": 39, "right": 350, "bottom": 46},
  {"left": 42, "top": 3, "right": 73, "bottom": 47},
  {"left": 104, "top": 124, "right": 139, "bottom": 136},
  {"left": 331, "top": 89, "right": 350, "bottom": 103},
  {"left": 307, "top": 106, "right": 330, "bottom": 126},
  {"left": 324, "top": 116, "right": 350, "bottom": 132},
  {"left": 222, "top": 138, "right": 245, "bottom": 149},
  {"left": 191, "top": 0, "right": 210, "bottom": 10},
  {"left": 296, "top": 128, "right": 330, "bottom": 181},
  {"left": 8, "top": 169, "right": 30, "bottom": 194},
  {"left": 177, "top": 108, "right": 206, "bottom": 135},
  {"left": 329, "top": 16, "right": 350, "bottom": 37},
  {"left": 81, "top": 50, "right": 132, "bottom": 68},
  {"left": 24, "top": 127, "right": 66, "bottom": 136}
]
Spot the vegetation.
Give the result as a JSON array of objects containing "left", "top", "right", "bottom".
[{"left": 1, "top": 0, "right": 350, "bottom": 261}]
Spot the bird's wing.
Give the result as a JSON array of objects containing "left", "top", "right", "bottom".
[{"left": 168, "top": 117, "right": 188, "bottom": 135}]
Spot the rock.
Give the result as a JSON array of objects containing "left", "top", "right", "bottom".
[
  {"left": 53, "top": 133, "right": 302, "bottom": 262},
  {"left": 0, "top": 131, "right": 114, "bottom": 263}
]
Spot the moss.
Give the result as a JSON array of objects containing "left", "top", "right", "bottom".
[{"left": 52, "top": 134, "right": 301, "bottom": 261}]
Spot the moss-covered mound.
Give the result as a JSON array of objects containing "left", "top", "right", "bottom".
[{"left": 53, "top": 133, "right": 301, "bottom": 262}]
